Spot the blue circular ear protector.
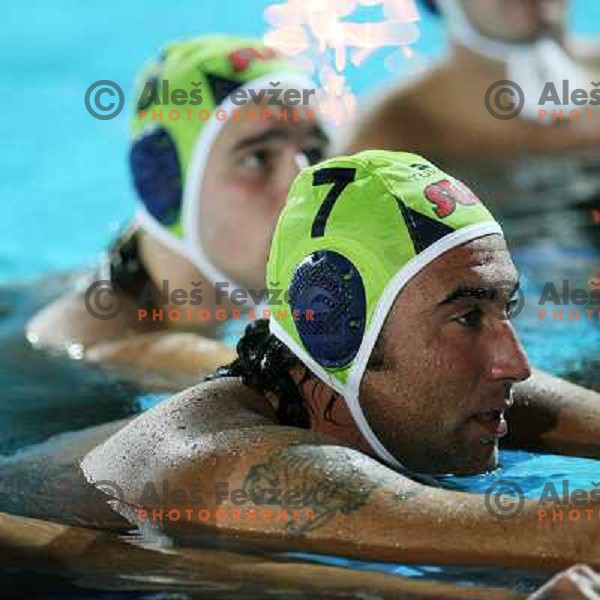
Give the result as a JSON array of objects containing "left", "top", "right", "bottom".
[
  {"left": 289, "top": 250, "right": 366, "bottom": 369},
  {"left": 129, "top": 127, "right": 182, "bottom": 227},
  {"left": 420, "top": 0, "right": 440, "bottom": 15}
]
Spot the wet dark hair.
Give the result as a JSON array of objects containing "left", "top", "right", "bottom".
[{"left": 213, "top": 319, "right": 386, "bottom": 428}]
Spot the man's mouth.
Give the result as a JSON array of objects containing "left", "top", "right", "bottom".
[{"left": 471, "top": 409, "right": 508, "bottom": 444}]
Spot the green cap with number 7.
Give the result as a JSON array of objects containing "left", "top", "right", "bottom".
[{"left": 266, "top": 150, "right": 503, "bottom": 471}]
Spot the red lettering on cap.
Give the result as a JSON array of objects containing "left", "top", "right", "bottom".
[
  {"left": 228, "top": 47, "right": 278, "bottom": 72},
  {"left": 424, "top": 179, "right": 480, "bottom": 218}
]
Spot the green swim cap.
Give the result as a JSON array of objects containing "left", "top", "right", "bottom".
[
  {"left": 130, "top": 35, "right": 314, "bottom": 289},
  {"left": 267, "top": 150, "right": 503, "bottom": 470}
]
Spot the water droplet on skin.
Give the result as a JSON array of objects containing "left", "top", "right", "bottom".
[{"left": 67, "top": 343, "right": 85, "bottom": 360}]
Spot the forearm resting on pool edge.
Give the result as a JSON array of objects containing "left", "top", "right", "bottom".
[
  {"left": 103, "top": 440, "right": 600, "bottom": 571},
  {"left": 0, "top": 512, "right": 524, "bottom": 600},
  {"left": 506, "top": 369, "right": 600, "bottom": 457}
]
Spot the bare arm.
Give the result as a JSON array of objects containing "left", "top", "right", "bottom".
[
  {"left": 0, "top": 511, "right": 524, "bottom": 600},
  {"left": 86, "top": 331, "right": 235, "bottom": 377},
  {"left": 82, "top": 385, "right": 600, "bottom": 572},
  {"left": 28, "top": 290, "right": 234, "bottom": 378},
  {"left": 3, "top": 511, "right": 600, "bottom": 599},
  {"left": 505, "top": 369, "right": 600, "bottom": 458},
  {"left": 180, "top": 441, "right": 600, "bottom": 571}
]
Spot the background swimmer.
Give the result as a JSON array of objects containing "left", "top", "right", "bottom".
[
  {"left": 346, "top": 0, "right": 600, "bottom": 229},
  {"left": 27, "top": 36, "right": 329, "bottom": 382}
]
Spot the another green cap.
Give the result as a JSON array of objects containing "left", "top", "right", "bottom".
[{"left": 130, "top": 36, "right": 313, "bottom": 289}]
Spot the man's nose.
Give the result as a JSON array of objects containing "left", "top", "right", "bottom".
[{"left": 487, "top": 321, "right": 532, "bottom": 383}]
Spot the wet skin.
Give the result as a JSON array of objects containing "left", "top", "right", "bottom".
[
  {"left": 2, "top": 238, "right": 600, "bottom": 570},
  {"left": 53, "top": 235, "right": 600, "bottom": 571}
]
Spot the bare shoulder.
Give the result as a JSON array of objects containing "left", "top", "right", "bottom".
[
  {"left": 81, "top": 378, "right": 346, "bottom": 507},
  {"left": 345, "top": 67, "right": 447, "bottom": 154},
  {"left": 81, "top": 378, "right": 278, "bottom": 485}
]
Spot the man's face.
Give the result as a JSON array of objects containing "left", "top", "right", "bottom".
[
  {"left": 360, "top": 234, "right": 532, "bottom": 475},
  {"left": 199, "top": 101, "right": 328, "bottom": 291},
  {"left": 460, "top": 0, "right": 567, "bottom": 43}
]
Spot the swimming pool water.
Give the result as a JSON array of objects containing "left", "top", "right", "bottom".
[
  {"left": 2, "top": 0, "right": 600, "bottom": 597},
  {"left": 1, "top": 0, "right": 597, "bottom": 282}
]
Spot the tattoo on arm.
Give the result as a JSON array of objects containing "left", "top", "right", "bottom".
[{"left": 242, "top": 446, "right": 419, "bottom": 535}]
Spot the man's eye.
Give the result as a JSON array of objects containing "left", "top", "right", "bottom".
[
  {"left": 303, "top": 146, "right": 325, "bottom": 165},
  {"left": 239, "top": 150, "right": 271, "bottom": 170},
  {"left": 455, "top": 308, "right": 483, "bottom": 328}
]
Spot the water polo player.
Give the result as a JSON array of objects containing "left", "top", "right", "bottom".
[
  {"left": 81, "top": 151, "right": 600, "bottom": 571},
  {"left": 27, "top": 36, "right": 328, "bottom": 381}
]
